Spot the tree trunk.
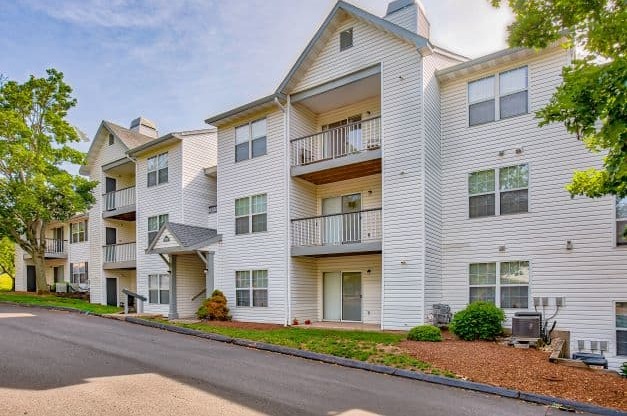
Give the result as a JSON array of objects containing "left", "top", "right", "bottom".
[{"left": 32, "top": 250, "right": 48, "bottom": 294}]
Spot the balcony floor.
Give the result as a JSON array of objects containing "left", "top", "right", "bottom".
[
  {"left": 291, "top": 149, "right": 381, "bottom": 185},
  {"left": 102, "top": 204, "right": 136, "bottom": 221},
  {"left": 291, "top": 241, "right": 381, "bottom": 257},
  {"left": 103, "top": 260, "right": 136, "bottom": 270}
]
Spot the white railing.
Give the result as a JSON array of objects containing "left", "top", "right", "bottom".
[
  {"left": 291, "top": 208, "right": 382, "bottom": 247},
  {"left": 103, "top": 242, "right": 136, "bottom": 263},
  {"left": 44, "top": 239, "right": 66, "bottom": 255},
  {"left": 103, "top": 186, "right": 136, "bottom": 211},
  {"left": 290, "top": 116, "right": 381, "bottom": 167}
]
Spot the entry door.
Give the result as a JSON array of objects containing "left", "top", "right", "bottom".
[
  {"left": 26, "top": 266, "right": 36, "bottom": 292},
  {"left": 323, "top": 272, "right": 362, "bottom": 322},
  {"left": 106, "top": 278, "right": 117, "bottom": 306},
  {"left": 105, "top": 177, "right": 116, "bottom": 211},
  {"left": 342, "top": 272, "right": 362, "bottom": 322},
  {"left": 53, "top": 266, "right": 64, "bottom": 283},
  {"left": 105, "top": 227, "right": 117, "bottom": 262}
]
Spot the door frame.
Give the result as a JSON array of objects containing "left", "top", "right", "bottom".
[
  {"left": 105, "top": 277, "right": 118, "bottom": 306},
  {"left": 321, "top": 270, "right": 362, "bottom": 323}
]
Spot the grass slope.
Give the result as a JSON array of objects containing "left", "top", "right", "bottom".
[{"left": 0, "top": 292, "right": 122, "bottom": 315}]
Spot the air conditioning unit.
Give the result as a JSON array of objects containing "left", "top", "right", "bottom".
[{"left": 512, "top": 312, "right": 542, "bottom": 338}]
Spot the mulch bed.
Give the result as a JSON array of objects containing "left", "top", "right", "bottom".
[
  {"left": 199, "top": 320, "right": 285, "bottom": 330},
  {"left": 400, "top": 332, "right": 626, "bottom": 411}
]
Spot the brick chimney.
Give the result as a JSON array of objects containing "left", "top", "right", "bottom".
[
  {"left": 384, "top": 0, "right": 430, "bottom": 39},
  {"left": 130, "top": 117, "right": 158, "bottom": 138}
]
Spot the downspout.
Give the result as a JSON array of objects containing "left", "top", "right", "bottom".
[{"left": 274, "top": 96, "right": 290, "bottom": 326}]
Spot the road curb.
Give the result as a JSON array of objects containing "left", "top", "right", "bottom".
[{"left": 124, "top": 317, "right": 625, "bottom": 416}]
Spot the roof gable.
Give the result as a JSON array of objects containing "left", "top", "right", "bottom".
[{"left": 146, "top": 222, "right": 220, "bottom": 254}]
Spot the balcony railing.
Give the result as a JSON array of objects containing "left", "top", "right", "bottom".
[
  {"left": 103, "top": 186, "right": 136, "bottom": 212},
  {"left": 103, "top": 242, "right": 136, "bottom": 264},
  {"left": 290, "top": 117, "right": 381, "bottom": 167},
  {"left": 44, "top": 239, "right": 66, "bottom": 255},
  {"left": 291, "top": 208, "right": 382, "bottom": 247}
]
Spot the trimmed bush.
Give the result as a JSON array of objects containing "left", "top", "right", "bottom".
[
  {"left": 196, "top": 290, "right": 231, "bottom": 321},
  {"left": 407, "top": 325, "right": 442, "bottom": 342},
  {"left": 449, "top": 301, "right": 505, "bottom": 341},
  {"left": 621, "top": 362, "right": 627, "bottom": 378}
]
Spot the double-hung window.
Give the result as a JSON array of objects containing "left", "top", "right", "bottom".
[
  {"left": 235, "top": 194, "right": 267, "bottom": 235},
  {"left": 147, "top": 152, "right": 168, "bottom": 187},
  {"left": 616, "top": 302, "right": 627, "bottom": 356},
  {"left": 235, "top": 118, "right": 267, "bottom": 162},
  {"left": 468, "top": 164, "right": 528, "bottom": 218},
  {"left": 616, "top": 197, "right": 627, "bottom": 245},
  {"left": 469, "top": 261, "right": 529, "bottom": 309},
  {"left": 148, "top": 214, "right": 168, "bottom": 244},
  {"left": 235, "top": 270, "right": 268, "bottom": 307},
  {"left": 70, "top": 262, "right": 88, "bottom": 284},
  {"left": 148, "top": 274, "right": 170, "bottom": 304},
  {"left": 70, "top": 220, "right": 88, "bottom": 243},
  {"left": 468, "top": 66, "right": 528, "bottom": 126}
]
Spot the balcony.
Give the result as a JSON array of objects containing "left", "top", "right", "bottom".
[
  {"left": 102, "top": 242, "right": 136, "bottom": 269},
  {"left": 102, "top": 186, "right": 136, "bottom": 221},
  {"left": 23, "top": 239, "right": 67, "bottom": 260},
  {"left": 290, "top": 117, "right": 381, "bottom": 184},
  {"left": 291, "top": 208, "right": 382, "bottom": 256}
]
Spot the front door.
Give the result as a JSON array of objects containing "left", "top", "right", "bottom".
[
  {"left": 26, "top": 266, "right": 36, "bottom": 292},
  {"left": 323, "top": 272, "right": 362, "bottom": 322},
  {"left": 105, "top": 177, "right": 116, "bottom": 210},
  {"left": 106, "top": 278, "right": 117, "bottom": 306},
  {"left": 105, "top": 227, "right": 116, "bottom": 262},
  {"left": 53, "top": 266, "right": 64, "bottom": 283}
]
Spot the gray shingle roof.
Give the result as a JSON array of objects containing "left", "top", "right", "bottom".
[
  {"left": 166, "top": 223, "right": 219, "bottom": 248},
  {"left": 103, "top": 121, "right": 154, "bottom": 149}
]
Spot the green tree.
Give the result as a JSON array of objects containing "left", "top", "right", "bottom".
[
  {"left": 0, "top": 237, "right": 15, "bottom": 290},
  {"left": 0, "top": 69, "right": 96, "bottom": 293},
  {"left": 491, "top": 0, "right": 626, "bottom": 198}
]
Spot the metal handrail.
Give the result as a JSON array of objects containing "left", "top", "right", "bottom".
[
  {"left": 291, "top": 208, "right": 382, "bottom": 247},
  {"left": 191, "top": 288, "right": 207, "bottom": 302},
  {"left": 289, "top": 116, "right": 381, "bottom": 142},
  {"left": 43, "top": 238, "right": 66, "bottom": 254},
  {"left": 291, "top": 207, "right": 381, "bottom": 222},
  {"left": 103, "top": 242, "right": 136, "bottom": 263},
  {"left": 103, "top": 186, "right": 136, "bottom": 211}
]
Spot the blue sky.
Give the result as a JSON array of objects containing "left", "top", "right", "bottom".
[{"left": 0, "top": 0, "right": 512, "bottom": 154}]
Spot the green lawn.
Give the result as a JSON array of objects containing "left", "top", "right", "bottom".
[
  {"left": 0, "top": 292, "right": 122, "bottom": 314},
  {"left": 0, "top": 274, "right": 12, "bottom": 291},
  {"left": 151, "top": 319, "right": 455, "bottom": 377}
]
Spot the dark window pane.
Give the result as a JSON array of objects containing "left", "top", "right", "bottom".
[
  {"left": 340, "top": 28, "right": 353, "bottom": 51},
  {"left": 253, "top": 290, "right": 268, "bottom": 307},
  {"left": 500, "top": 189, "right": 528, "bottom": 215},
  {"left": 617, "top": 220, "right": 627, "bottom": 245},
  {"left": 251, "top": 137, "right": 266, "bottom": 158},
  {"left": 149, "top": 289, "right": 158, "bottom": 304},
  {"left": 160, "top": 290, "right": 169, "bottom": 304},
  {"left": 469, "top": 287, "right": 495, "bottom": 304},
  {"left": 236, "top": 290, "right": 250, "bottom": 307},
  {"left": 147, "top": 171, "right": 157, "bottom": 187},
  {"left": 469, "top": 100, "right": 495, "bottom": 126},
  {"left": 235, "top": 142, "right": 249, "bottom": 162},
  {"left": 235, "top": 216, "right": 249, "bottom": 235},
  {"left": 252, "top": 213, "right": 267, "bottom": 233},
  {"left": 500, "top": 286, "right": 528, "bottom": 308},
  {"left": 469, "top": 194, "right": 495, "bottom": 218},
  {"left": 148, "top": 231, "right": 157, "bottom": 244},
  {"left": 617, "top": 331, "right": 627, "bottom": 356},
  {"left": 158, "top": 168, "right": 168, "bottom": 184},
  {"left": 500, "top": 90, "right": 528, "bottom": 119}
]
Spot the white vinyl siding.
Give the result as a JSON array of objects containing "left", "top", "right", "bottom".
[
  {"left": 147, "top": 152, "right": 168, "bottom": 187},
  {"left": 148, "top": 274, "right": 169, "bottom": 304}
]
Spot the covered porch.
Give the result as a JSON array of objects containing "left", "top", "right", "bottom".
[{"left": 145, "top": 222, "right": 221, "bottom": 319}]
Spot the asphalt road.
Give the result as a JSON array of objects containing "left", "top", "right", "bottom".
[{"left": 0, "top": 304, "right": 574, "bottom": 416}]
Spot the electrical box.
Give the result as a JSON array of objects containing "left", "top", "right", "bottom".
[
  {"left": 542, "top": 297, "right": 549, "bottom": 306},
  {"left": 533, "top": 297, "right": 541, "bottom": 307},
  {"left": 555, "top": 297, "right": 565, "bottom": 307}
]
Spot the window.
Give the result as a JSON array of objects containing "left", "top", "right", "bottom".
[
  {"left": 148, "top": 214, "right": 168, "bottom": 244},
  {"left": 70, "top": 262, "right": 88, "bottom": 284},
  {"left": 617, "top": 302, "right": 627, "bottom": 356},
  {"left": 235, "top": 270, "right": 268, "bottom": 307},
  {"left": 468, "top": 66, "right": 528, "bottom": 126},
  {"left": 70, "top": 220, "right": 88, "bottom": 243},
  {"left": 616, "top": 197, "right": 627, "bottom": 245},
  {"left": 340, "top": 28, "right": 353, "bottom": 51},
  {"left": 468, "top": 164, "right": 528, "bottom": 218},
  {"left": 235, "top": 118, "right": 266, "bottom": 162},
  {"left": 235, "top": 194, "right": 267, "bottom": 235},
  {"left": 108, "top": 133, "right": 114, "bottom": 146},
  {"left": 147, "top": 152, "right": 168, "bottom": 187},
  {"left": 148, "top": 274, "right": 170, "bottom": 304},
  {"left": 469, "top": 261, "right": 529, "bottom": 309}
]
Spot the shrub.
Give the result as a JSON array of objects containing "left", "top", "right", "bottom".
[
  {"left": 407, "top": 325, "right": 442, "bottom": 342},
  {"left": 196, "top": 290, "right": 231, "bottom": 321},
  {"left": 621, "top": 362, "right": 627, "bottom": 378},
  {"left": 449, "top": 301, "right": 505, "bottom": 341}
]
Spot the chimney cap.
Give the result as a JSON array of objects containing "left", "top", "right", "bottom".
[{"left": 386, "top": 0, "right": 416, "bottom": 15}]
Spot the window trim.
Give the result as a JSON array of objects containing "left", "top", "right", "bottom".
[
  {"left": 70, "top": 220, "right": 88, "bottom": 244},
  {"left": 615, "top": 300, "right": 627, "bottom": 357},
  {"left": 148, "top": 273, "right": 170, "bottom": 305},
  {"left": 147, "top": 152, "right": 169, "bottom": 187},
  {"left": 71, "top": 262, "right": 88, "bottom": 285},
  {"left": 467, "top": 163, "right": 530, "bottom": 219},
  {"left": 235, "top": 194, "right": 267, "bottom": 235},
  {"left": 235, "top": 118, "right": 267, "bottom": 162},
  {"left": 235, "top": 269, "right": 268, "bottom": 308},
  {"left": 148, "top": 213, "right": 169, "bottom": 244},
  {"left": 467, "top": 66, "right": 529, "bottom": 127},
  {"left": 108, "top": 133, "right": 115, "bottom": 146},
  {"left": 339, "top": 27, "right": 354, "bottom": 51},
  {"left": 468, "top": 261, "right": 531, "bottom": 309},
  {"left": 615, "top": 197, "right": 627, "bottom": 247}
]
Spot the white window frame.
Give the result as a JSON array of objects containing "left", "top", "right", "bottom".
[
  {"left": 616, "top": 197, "right": 627, "bottom": 246},
  {"left": 468, "top": 164, "right": 529, "bottom": 218},
  {"left": 148, "top": 214, "right": 168, "bottom": 244},
  {"left": 235, "top": 269, "right": 268, "bottom": 308},
  {"left": 148, "top": 273, "right": 170, "bottom": 304},
  {"left": 70, "top": 220, "right": 87, "bottom": 243},
  {"left": 71, "top": 262, "right": 88, "bottom": 284},
  {"left": 467, "top": 66, "right": 529, "bottom": 127},
  {"left": 616, "top": 301, "right": 627, "bottom": 357},
  {"left": 235, "top": 194, "right": 267, "bottom": 235},
  {"left": 147, "top": 152, "right": 168, "bottom": 187},
  {"left": 468, "top": 261, "right": 530, "bottom": 309},
  {"left": 235, "top": 118, "right": 267, "bottom": 162}
]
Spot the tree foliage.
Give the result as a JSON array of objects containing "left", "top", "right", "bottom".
[
  {"left": 0, "top": 237, "right": 15, "bottom": 290},
  {"left": 0, "top": 69, "right": 96, "bottom": 292},
  {"left": 491, "top": 0, "right": 626, "bottom": 198}
]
